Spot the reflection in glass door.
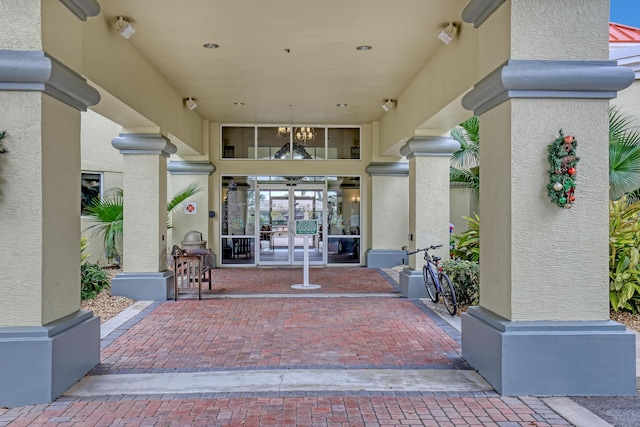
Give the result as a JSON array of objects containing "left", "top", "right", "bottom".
[{"left": 256, "top": 185, "right": 324, "bottom": 265}]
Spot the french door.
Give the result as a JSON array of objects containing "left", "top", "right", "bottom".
[{"left": 256, "top": 183, "right": 325, "bottom": 265}]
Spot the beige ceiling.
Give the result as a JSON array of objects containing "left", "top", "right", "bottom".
[{"left": 98, "top": 0, "right": 468, "bottom": 125}]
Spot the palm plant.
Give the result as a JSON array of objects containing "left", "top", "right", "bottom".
[
  {"left": 84, "top": 183, "right": 202, "bottom": 263},
  {"left": 609, "top": 106, "right": 640, "bottom": 200},
  {"left": 450, "top": 116, "right": 480, "bottom": 195}
]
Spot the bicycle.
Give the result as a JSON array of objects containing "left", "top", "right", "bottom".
[{"left": 404, "top": 244, "right": 457, "bottom": 315}]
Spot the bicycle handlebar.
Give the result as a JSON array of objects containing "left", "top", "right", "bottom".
[{"left": 404, "top": 244, "right": 443, "bottom": 255}]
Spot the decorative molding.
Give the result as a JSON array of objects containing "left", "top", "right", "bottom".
[
  {"left": 112, "top": 134, "right": 177, "bottom": 157},
  {"left": 0, "top": 50, "right": 100, "bottom": 111},
  {"left": 365, "top": 162, "right": 409, "bottom": 177},
  {"left": 462, "top": 0, "right": 506, "bottom": 28},
  {"left": 610, "top": 44, "right": 640, "bottom": 80},
  {"left": 168, "top": 160, "right": 216, "bottom": 175},
  {"left": 399, "top": 136, "right": 460, "bottom": 160},
  {"left": 58, "top": 0, "right": 100, "bottom": 21},
  {"left": 462, "top": 60, "right": 636, "bottom": 115}
]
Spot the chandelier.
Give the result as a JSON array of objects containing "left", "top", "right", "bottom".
[
  {"left": 295, "top": 127, "right": 316, "bottom": 144},
  {"left": 277, "top": 126, "right": 291, "bottom": 138}
]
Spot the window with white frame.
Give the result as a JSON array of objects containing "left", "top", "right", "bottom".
[
  {"left": 81, "top": 172, "right": 102, "bottom": 215},
  {"left": 221, "top": 126, "right": 360, "bottom": 160}
]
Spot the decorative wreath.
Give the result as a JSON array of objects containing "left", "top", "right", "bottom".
[{"left": 547, "top": 130, "right": 579, "bottom": 209}]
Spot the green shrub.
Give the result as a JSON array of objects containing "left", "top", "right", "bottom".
[
  {"left": 451, "top": 214, "right": 480, "bottom": 262},
  {"left": 609, "top": 197, "right": 640, "bottom": 312},
  {"left": 81, "top": 262, "right": 109, "bottom": 300},
  {"left": 441, "top": 259, "right": 479, "bottom": 306}
]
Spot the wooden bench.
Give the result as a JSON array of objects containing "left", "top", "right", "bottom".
[{"left": 172, "top": 245, "right": 212, "bottom": 300}]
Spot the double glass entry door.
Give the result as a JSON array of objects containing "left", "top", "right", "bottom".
[{"left": 257, "top": 184, "right": 324, "bottom": 265}]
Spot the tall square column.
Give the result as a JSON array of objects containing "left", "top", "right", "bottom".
[
  {"left": 460, "top": 0, "right": 636, "bottom": 395},
  {"left": 397, "top": 137, "right": 459, "bottom": 298},
  {"left": 0, "top": 0, "right": 101, "bottom": 406},
  {"left": 365, "top": 162, "right": 409, "bottom": 268},
  {"left": 110, "top": 134, "right": 177, "bottom": 300}
]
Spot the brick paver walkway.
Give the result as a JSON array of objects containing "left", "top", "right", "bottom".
[{"left": 0, "top": 268, "right": 574, "bottom": 426}]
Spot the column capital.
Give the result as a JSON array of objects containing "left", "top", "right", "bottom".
[
  {"left": 0, "top": 50, "right": 100, "bottom": 111},
  {"left": 365, "top": 162, "right": 408, "bottom": 177},
  {"left": 168, "top": 160, "right": 216, "bottom": 175},
  {"left": 462, "top": 0, "right": 506, "bottom": 28},
  {"left": 59, "top": 0, "right": 100, "bottom": 21},
  {"left": 112, "top": 134, "right": 177, "bottom": 157},
  {"left": 462, "top": 60, "right": 635, "bottom": 115},
  {"left": 399, "top": 136, "right": 460, "bottom": 160}
]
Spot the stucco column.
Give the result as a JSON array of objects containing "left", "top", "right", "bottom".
[
  {"left": 0, "top": 0, "right": 101, "bottom": 407},
  {"left": 364, "top": 162, "right": 409, "bottom": 268},
  {"left": 460, "top": 0, "right": 636, "bottom": 395},
  {"left": 168, "top": 160, "right": 216, "bottom": 266},
  {"left": 397, "top": 137, "right": 459, "bottom": 298},
  {"left": 110, "top": 134, "right": 177, "bottom": 300}
]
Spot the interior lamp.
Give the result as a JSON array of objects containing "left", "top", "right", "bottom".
[{"left": 115, "top": 16, "right": 136, "bottom": 39}]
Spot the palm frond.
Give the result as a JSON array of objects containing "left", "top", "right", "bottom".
[
  {"left": 450, "top": 167, "right": 479, "bottom": 195},
  {"left": 450, "top": 116, "right": 480, "bottom": 169},
  {"left": 167, "top": 183, "right": 203, "bottom": 214}
]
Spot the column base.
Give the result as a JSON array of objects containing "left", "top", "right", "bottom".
[
  {"left": 365, "top": 249, "right": 407, "bottom": 268},
  {"left": 0, "top": 310, "right": 100, "bottom": 407},
  {"left": 398, "top": 267, "right": 428, "bottom": 298},
  {"left": 462, "top": 306, "right": 637, "bottom": 396},
  {"left": 111, "top": 271, "right": 174, "bottom": 300}
]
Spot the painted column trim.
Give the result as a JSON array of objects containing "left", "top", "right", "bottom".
[
  {"left": 0, "top": 310, "right": 100, "bottom": 406},
  {"left": 462, "top": 0, "right": 507, "bottom": 28},
  {"left": 0, "top": 50, "right": 100, "bottom": 111},
  {"left": 112, "top": 134, "right": 177, "bottom": 157},
  {"left": 58, "top": 0, "right": 100, "bottom": 21},
  {"left": 462, "top": 60, "right": 635, "bottom": 115},
  {"left": 365, "top": 162, "right": 409, "bottom": 177},
  {"left": 168, "top": 160, "right": 216, "bottom": 175},
  {"left": 462, "top": 306, "right": 636, "bottom": 396},
  {"left": 399, "top": 136, "right": 460, "bottom": 160}
]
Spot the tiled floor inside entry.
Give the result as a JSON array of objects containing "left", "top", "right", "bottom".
[{"left": 0, "top": 267, "right": 576, "bottom": 426}]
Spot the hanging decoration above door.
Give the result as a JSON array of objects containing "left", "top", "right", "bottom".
[{"left": 547, "top": 130, "right": 579, "bottom": 209}]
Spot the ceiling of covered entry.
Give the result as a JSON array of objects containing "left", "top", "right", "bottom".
[{"left": 98, "top": 0, "right": 468, "bottom": 125}]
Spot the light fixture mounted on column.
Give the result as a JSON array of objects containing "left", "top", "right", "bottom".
[
  {"left": 438, "top": 22, "right": 457, "bottom": 44},
  {"left": 115, "top": 16, "right": 136, "bottom": 39},
  {"left": 381, "top": 99, "right": 396, "bottom": 112},
  {"left": 185, "top": 98, "right": 198, "bottom": 110}
]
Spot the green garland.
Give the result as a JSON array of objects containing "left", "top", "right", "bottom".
[{"left": 547, "top": 130, "right": 579, "bottom": 209}]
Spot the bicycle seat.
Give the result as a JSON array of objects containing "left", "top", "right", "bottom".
[{"left": 432, "top": 256, "right": 441, "bottom": 262}]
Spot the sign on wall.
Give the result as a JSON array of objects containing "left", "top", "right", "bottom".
[{"left": 184, "top": 201, "right": 197, "bottom": 215}]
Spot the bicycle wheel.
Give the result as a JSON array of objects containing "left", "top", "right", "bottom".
[
  {"left": 423, "top": 265, "right": 438, "bottom": 302},
  {"left": 439, "top": 273, "right": 458, "bottom": 315}
]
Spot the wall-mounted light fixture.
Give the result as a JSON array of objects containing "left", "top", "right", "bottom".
[
  {"left": 381, "top": 99, "right": 396, "bottom": 112},
  {"left": 115, "top": 16, "right": 136, "bottom": 39},
  {"left": 184, "top": 98, "right": 198, "bottom": 110},
  {"left": 438, "top": 22, "right": 457, "bottom": 44}
]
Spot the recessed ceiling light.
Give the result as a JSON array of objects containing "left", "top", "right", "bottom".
[
  {"left": 337, "top": 103, "right": 347, "bottom": 107},
  {"left": 203, "top": 43, "right": 219, "bottom": 49},
  {"left": 234, "top": 102, "right": 244, "bottom": 106},
  {"left": 356, "top": 45, "right": 372, "bottom": 51}
]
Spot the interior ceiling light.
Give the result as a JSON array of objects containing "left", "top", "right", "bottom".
[
  {"left": 438, "top": 22, "right": 458, "bottom": 44},
  {"left": 295, "top": 127, "right": 316, "bottom": 144},
  {"left": 114, "top": 16, "right": 136, "bottom": 39},
  {"left": 337, "top": 103, "right": 347, "bottom": 107},
  {"left": 277, "top": 127, "right": 291, "bottom": 138},
  {"left": 356, "top": 45, "right": 372, "bottom": 51},
  {"left": 381, "top": 99, "right": 397, "bottom": 112},
  {"left": 203, "top": 43, "right": 220, "bottom": 49},
  {"left": 184, "top": 98, "right": 198, "bottom": 110},
  {"left": 234, "top": 102, "right": 244, "bottom": 106}
]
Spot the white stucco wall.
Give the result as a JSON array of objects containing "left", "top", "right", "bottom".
[{"left": 371, "top": 175, "right": 409, "bottom": 250}]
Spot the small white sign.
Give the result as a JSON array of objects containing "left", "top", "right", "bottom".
[{"left": 184, "top": 201, "right": 197, "bottom": 215}]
